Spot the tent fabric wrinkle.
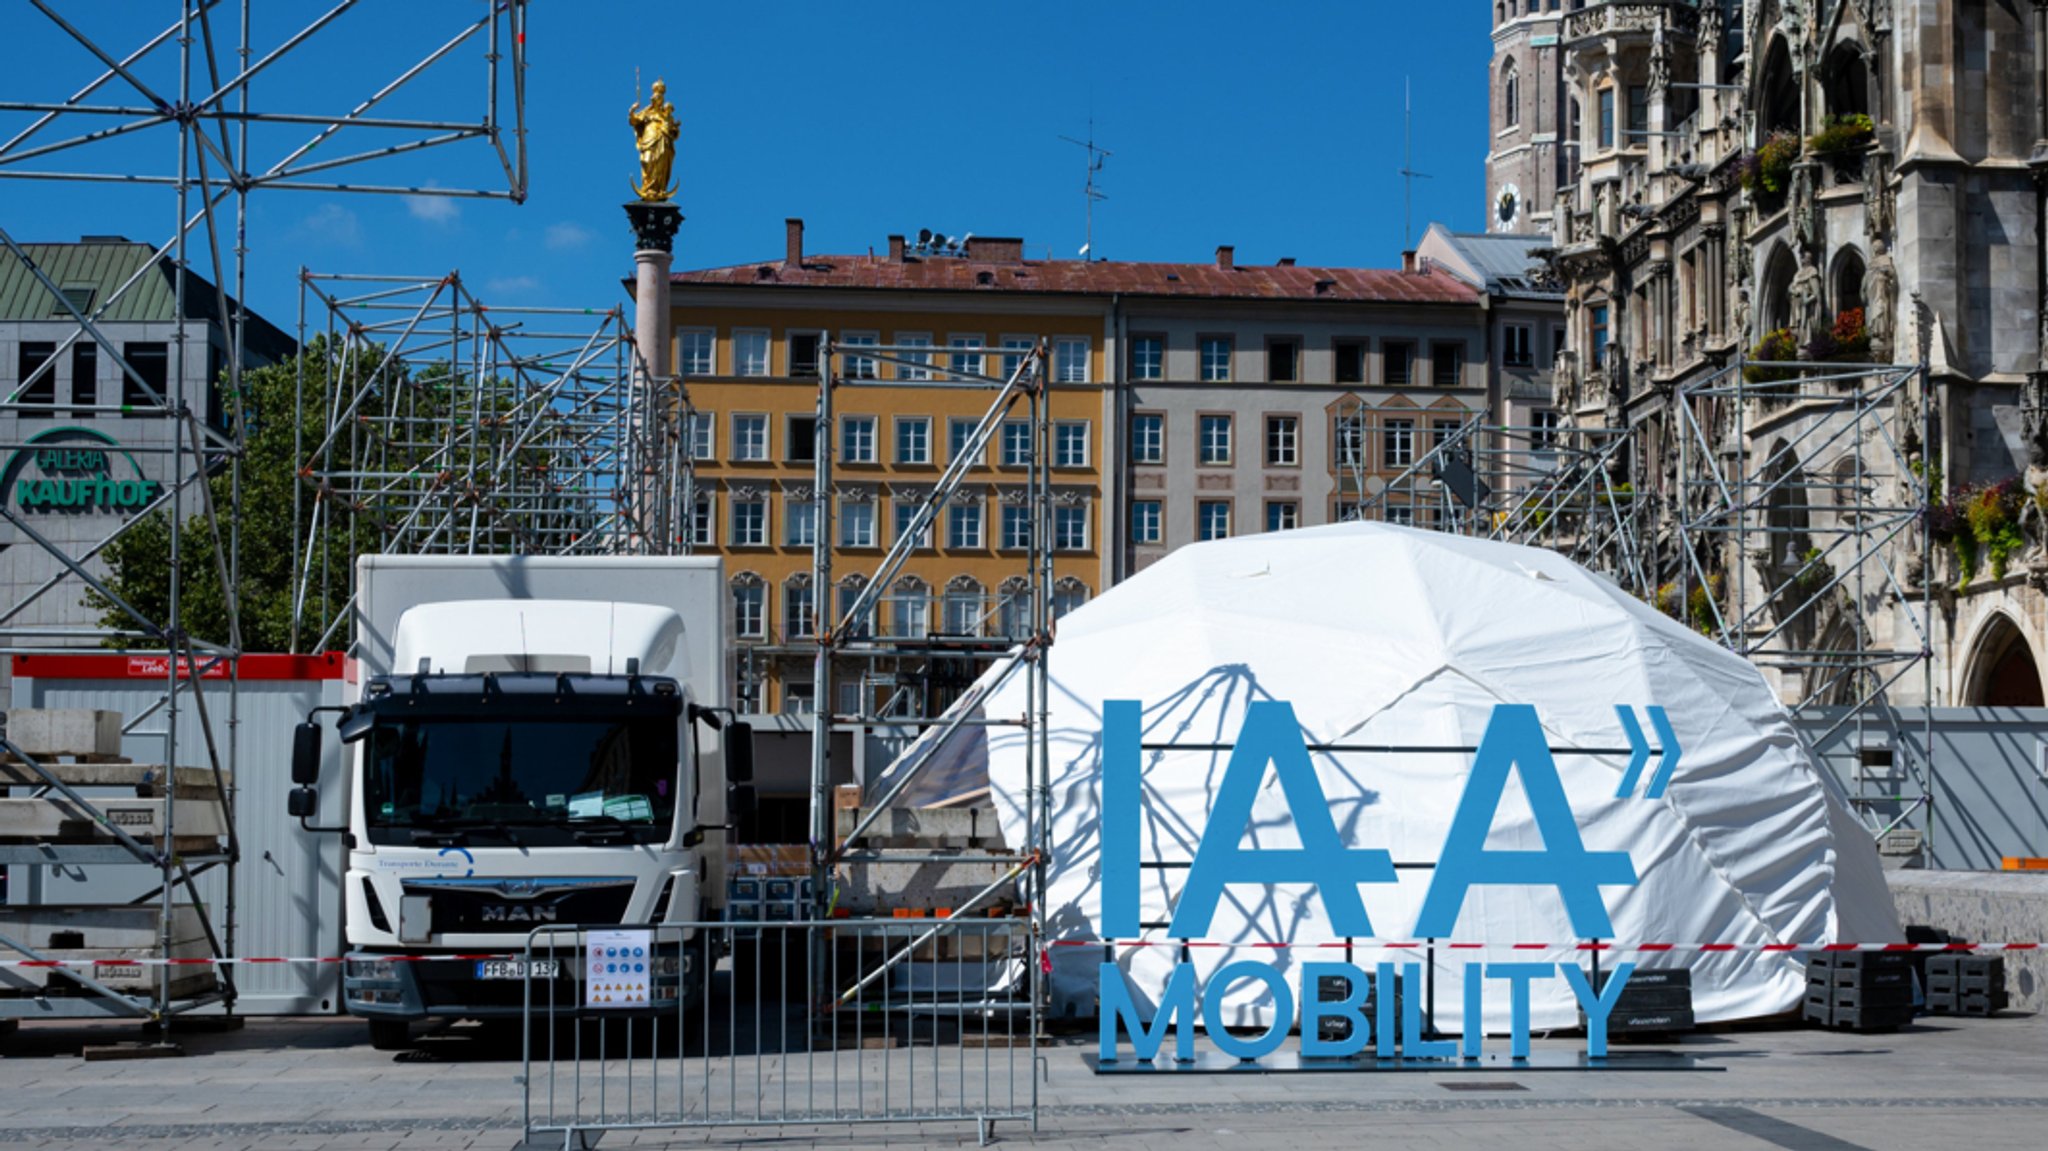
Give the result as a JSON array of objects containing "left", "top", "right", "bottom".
[{"left": 877, "top": 522, "right": 1898, "bottom": 1032}]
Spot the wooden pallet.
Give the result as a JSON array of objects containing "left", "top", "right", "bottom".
[{"left": 0, "top": 761, "right": 229, "bottom": 795}]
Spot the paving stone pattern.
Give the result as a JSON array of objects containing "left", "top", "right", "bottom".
[{"left": 0, "top": 1013, "right": 2044, "bottom": 1150}]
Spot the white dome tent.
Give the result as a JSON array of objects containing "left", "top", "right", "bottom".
[{"left": 884, "top": 522, "right": 1900, "bottom": 1034}]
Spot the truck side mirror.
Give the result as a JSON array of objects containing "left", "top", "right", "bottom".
[
  {"left": 724, "top": 721, "right": 755, "bottom": 784},
  {"left": 729, "top": 782, "right": 758, "bottom": 823},
  {"left": 287, "top": 786, "right": 319, "bottom": 818},
  {"left": 291, "top": 721, "right": 323, "bottom": 785}
]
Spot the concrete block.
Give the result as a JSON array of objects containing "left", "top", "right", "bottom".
[{"left": 3, "top": 709, "right": 123, "bottom": 758}]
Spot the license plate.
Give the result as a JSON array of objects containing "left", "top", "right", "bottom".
[{"left": 474, "top": 959, "right": 559, "bottom": 980}]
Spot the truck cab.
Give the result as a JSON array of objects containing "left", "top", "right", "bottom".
[{"left": 289, "top": 590, "right": 748, "bottom": 1050}]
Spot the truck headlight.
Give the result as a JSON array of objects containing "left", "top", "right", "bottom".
[{"left": 347, "top": 959, "right": 398, "bottom": 981}]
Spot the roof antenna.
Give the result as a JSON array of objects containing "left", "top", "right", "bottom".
[
  {"left": 1059, "top": 118, "right": 1111, "bottom": 261},
  {"left": 1400, "top": 76, "right": 1433, "bottom": 250}
]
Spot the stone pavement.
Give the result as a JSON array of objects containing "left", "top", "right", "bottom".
[{"left": 0, "top": 1011, "right": 2043, "bottom": 1150}]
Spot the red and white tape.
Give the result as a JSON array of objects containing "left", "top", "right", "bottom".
[
  {"left": 1048, "top": 940, "right": 2043, "bottom": 953},
  {"left": 3, "top": 941, "right": 2040, "bottom": 971}
]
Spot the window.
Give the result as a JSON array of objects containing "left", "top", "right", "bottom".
[
  {"left": 1198, "top": 500, "right": 1232, "bottom": 541},
  {"left": 1000, "top": 421, "right": 1031, "bottom": 467},
  {"left": 789, "top": 332, "right": 821, "bottom": 377},
  {"left": 16, "top": 342, "right": 55, "bottom": 416},
  {"left": 840, "top": 415, "right": 876, "bottom": 464},
  {"left": 997, "top": 583, "right": 1031, "bottom": 637},
  {"left": 843, "top": 332, "right": 878, "bottom": 379},
  {"left": 1384, "top": 341, "right": 1414, "bottom": 386},
  {"left": 839, "top": 583, "right": 872, "bottom": 640},
  {"left": 1130, "top": 336, "right": 1163, "bottom": 381},
  {"left": 949, "top": 417, "right": 980, "bottom": 465},
  {"left": 1053, "top": 581, "right": 1088, "bottom": 620},
  {"left": 784, "top": 582, "right": 815, "bottom": 639},
  {"left": 732, "top": 414, "right": 768, "bottom": 461},
  {"left": 949, "top": 336, "right": 983, "bottom": 379},
  {"left": 1531, "top": 410, "right": 1562, "bottom": 459},
  {"left": 1132, "top": 500, "right": 1162, "bottom": 543},
  {"left": 1267, "top": 339, "right": 1299, "bottom": 383},
  {"left": 1591, "top": 305, "right": 1610, "bottom": 368},
  {"left": 1200, "top": 336, "right": 1233, "bottom": 381},
  {"left": 839, "top": 496, "right": 875, "bottom": 547},
  {"left": 1383, "top": 419, "right": 1415, "bottom": 469},
  {"left": 730, "top": 496, "right": 767, "bottom": 546},
  {"left": 732, "top": 581, "right": 766, "bottom": 639},
  {"left": 992, "top": 503, "right": 1025, "bottom": 550},
  {"left": 1265, "top": 415, "right": 1299, "bottom": 467},
  {"left": 1054, "top": 421, "right": 1089, "bottom": 468},
  {"left": 1199, "top": 415, "right": 1233, "bottom": 465},
  {"left": 1504, "top": 324, "right": 1534, "bottom": 367},
  {"left": 1432, "top": 418, "right": 1461, "bottom": 451},
  {"left": 786, "top": 415, "right": 816, "bottom": 462},
  {"left": 1334, "top": 339, "right": 1366, "bottom": 384},
  {"left": 1130, "top": 413, "right": 1164, "bottom": 464},
  {"left": 735, "top": 329, "right": 770, "bottom": 377},
  {"left": 998, "top": 336, "right": 1033, "bottom": 379},
  {"left": 948, "top": 501, "right": 984, "bottom": 549},
  {"left": 895, "top": 416, "right": 931, "bottom": 465},
  {"left": 1266, "top": 501, "right": 1299, "bottom": 533},
  {"left": 1598, "top": 87, "right": 1615, "bottom": 150},
  {"left": 785, "top": 497, "right": 817, "bottom": 547},
  {"left": 1053, "top": 337, "right": 1090, "bottom": 383},
  {"left": 689, "top": 496, "right": 715, "bottom": 547},
  {"left": 70, "top": 341, "right": 97, "bottom": 414},
  {"left": 887, "top": 582, "right": 929, "bottom": 639},
  {"left": 1626, "top": 85, "right": 1648, "bottom": 143},
  {"left": 1552, "top": 326, "right": 1566, "bottom": 361},
  {"left": 1335, "top": 411, "right": 1368, "bottom": 471},
  {"left": 894, "top": 498, "right": 934, "bottom": 549},
  {"left": 122, "top": 342, "right": 167, "bottom": 414},
  {"left": 943, "top": 583, "right": 986, "bottom": 635},
  {"left": 688, "top": 411, "right": 715, "bottom": 460},
  {"left": 896, "top": 333, "right": 931, "bottom": 380},
  {"left": 1054, "top": 504, "right": 1089, "bottom": 551},
  {"left": 1432, "top": 343, "right": 1464, "bottom": 388},
  {"left": 1386, "top": 504, "right": 1414, "bottom": 526},
  {"left": 1502, "top": 59, "right": 1520, "bottom": 129},
  {"left": 679, "top": 329, "right": 714, "bottom": 376}
]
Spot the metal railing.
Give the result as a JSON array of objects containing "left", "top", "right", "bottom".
[{"left": 520, "top": 918, "right": 1038, "bottom": 1148}]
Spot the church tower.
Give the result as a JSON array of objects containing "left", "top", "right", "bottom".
[{"left": 1485, "top": 1, "right": 1570, "bottom": 235}]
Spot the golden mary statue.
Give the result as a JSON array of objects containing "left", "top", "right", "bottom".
[{"left": 629, "top": 78, "right": 679, "bottom": 202}]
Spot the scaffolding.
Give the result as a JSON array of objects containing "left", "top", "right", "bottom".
[
  {"left": 289, "top": 270, "right": 688, "bottom": 653},
  {"left": 804, "top": 336, "right": 1054, "bottom": 1012},
  {"left": 0, "top": 1, "right": 526, "bottom": 1032},
  {"left": 1352, "top": 358, "right": 1936, "bottom": 849}
]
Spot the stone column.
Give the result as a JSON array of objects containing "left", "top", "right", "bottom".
[{"left": 624, "top": 200, "right": 683, "bottom": 549}]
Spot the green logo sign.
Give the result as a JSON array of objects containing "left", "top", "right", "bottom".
[{"left": 1, "top": 427, "right": 163, "bottom": 515}]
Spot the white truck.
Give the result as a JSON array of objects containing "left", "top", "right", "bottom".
[{"left": 286, "top": 556, "right": 751, "bottom": 1050}]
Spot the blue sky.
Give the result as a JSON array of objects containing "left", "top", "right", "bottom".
[{"left": 2, "top": 2, "right": 1491, "bottom": 328}]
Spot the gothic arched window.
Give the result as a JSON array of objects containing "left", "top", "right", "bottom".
[{"left": 1502, "top": 60, "right": 1520, "bottom": 130}]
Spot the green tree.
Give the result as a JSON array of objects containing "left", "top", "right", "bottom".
[{"left": 91, "top": 337, "right": 384, "bottom": 653}]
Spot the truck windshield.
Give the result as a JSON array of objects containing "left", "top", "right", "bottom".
[{"left": 363, "top": 715, "right": 679, "bottom": 846}]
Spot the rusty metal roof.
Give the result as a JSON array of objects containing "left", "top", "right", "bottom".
[{"left": 672, "top": 254, "right": 1481, "bottom": 307}]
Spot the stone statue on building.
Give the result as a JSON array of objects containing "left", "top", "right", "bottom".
[
  {"left": 1791, "top": 162, "right": 1821, "bottom": 259},
  {"left": 1863, "top": 238, "right": 1898, "bottom": 361},
  {"left": 1789, "top": 256, "right": 1825, "bottom": 345},
  {"left": 1733, "top": 284, "right": 1754, "bottom": 347},
  {"left": 629, "top": 78, "right": 680, "bottom": 202},
  {"left": 1863, "top": 147, "right": 1894, "bottom": 240}
]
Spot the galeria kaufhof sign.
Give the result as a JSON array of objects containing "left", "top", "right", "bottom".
[
  {"left": 1093, "top": 700, "right": 1693, "bottom": 1072},
  {"left": 1, "top": 427, "right": 163, "bottom": 514}
]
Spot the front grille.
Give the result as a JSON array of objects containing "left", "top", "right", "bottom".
[{"left": 402, "top": 877, "right": 636, "bottom": 932}]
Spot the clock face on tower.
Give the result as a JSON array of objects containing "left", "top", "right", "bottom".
[{"left": 1495, "top": 183, "right": 1522, "bottom": 231}]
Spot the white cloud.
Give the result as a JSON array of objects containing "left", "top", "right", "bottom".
[
  {"left": 407, "top": 189, "right": 461, "bottom": 225},
  {"left": 298, "top": 203, "right": 362, "bottom": 248},
  {"left": 544, "top": 222, "right": 594, "bottom": 252},
  {"left": 483, "top": 275, "right": 539, "bottom": 297}
]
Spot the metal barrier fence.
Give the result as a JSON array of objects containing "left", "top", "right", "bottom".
[{"left": 519, "top": 919, "right": 1038, "bottom": 1148}]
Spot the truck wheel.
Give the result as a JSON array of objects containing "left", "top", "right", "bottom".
[{"left": 367, "top": 1019, "right": 412, "bottom": 1051}]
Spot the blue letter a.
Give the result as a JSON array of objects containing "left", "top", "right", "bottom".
[
  {"left": 1168, "top": 701, "right": 1396, "bottom": 937},
  {"left": 1413, "top": 705, "right": 1637, "bottom": 938}
]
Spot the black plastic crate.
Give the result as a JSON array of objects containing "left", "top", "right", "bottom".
[
  {"left": 1611, "top": 1006, "right": 1694, "bottom": 1033},
  {"left": 1826, "top": 1002, "right": 1914, "bottom": 1032},
  {"left": 1806, "top": 950, "right": 1910, "bottom": 974},
  {"left": 1827, "top": 984, "right": 1913, "bottom": 1009},
  {"left": 1592, "top": 966, "right": 1691, "bottom": 991},
  {"left": 1956, "top": 992, "right": 2007, "bottom": 1017}
]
